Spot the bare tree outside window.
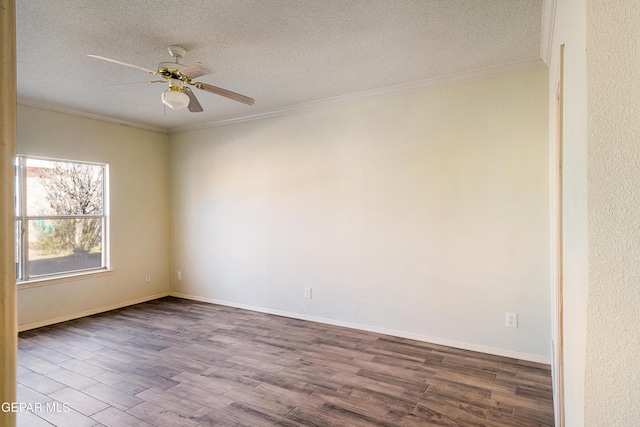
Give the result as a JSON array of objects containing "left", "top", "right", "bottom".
[
  {"left": 15, "top": 156, "right": 108, "bottom": 281},
  {"left": 35, "top": 162, "right": 103, "bottom": 256}
]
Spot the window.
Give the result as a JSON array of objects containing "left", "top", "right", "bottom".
[{"left": 15, "top": 156, "right": 109, "bottom": 282}]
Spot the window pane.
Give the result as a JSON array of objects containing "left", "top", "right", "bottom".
[
  {"left": 25, "top": 158, "right": 103, "bottom": 216},
  {"left": 15, "top": 220, "right": 22, "bottom": 281},
  {"left": 14, "top": 157, "right": 21, "bottom": 216},
  {"left": 15, "top": 155, "right": 109, "bottom": 282},
  {"left": 27, "top": 218, "right": 102, "bottom": 276}
]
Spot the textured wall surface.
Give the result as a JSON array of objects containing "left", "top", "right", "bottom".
[
  {"left": 170, "top": 69, "right": 551, "bottom": 361},
  {"left": 584, "top": 0, "right": 640, "bottom": 425}
]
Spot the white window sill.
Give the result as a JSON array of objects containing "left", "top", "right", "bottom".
[{"left": 17, "top": 269, "right": 114, "bottom": 289}]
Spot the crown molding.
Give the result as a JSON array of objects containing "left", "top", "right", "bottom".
[
  {"left": 18, "top": 58, "right": 547, "bottom": 136},
  {"left": 540, "top": 0, "right": 557, "bottom": 66},
  {"left": 168, "top": 58, "right": 547, "bottom": 134},
  {"left": 17, "top": 98, "right": 168, "bottom": 134}
]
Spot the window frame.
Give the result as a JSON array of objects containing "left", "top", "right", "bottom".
[{"left": 15, "top": 155, "right": 110, "bottom": 284}]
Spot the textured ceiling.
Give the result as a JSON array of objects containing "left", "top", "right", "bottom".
[{"left": 16, "top": 0, "right": 544, "bottom": 132}]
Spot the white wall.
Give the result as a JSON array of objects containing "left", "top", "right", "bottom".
[
  {"left": 550, "top": 0, "right": 640, "bottom": 424},
  {"left": 16, "top": 105, "right": 170, "bottom": 329},
  {"left": 548, "top": 0, "right": 588, "bottom": 425},
  {"left": 170, "top": 68, "right": 551, "bottom": 361},
  {"left": 584, "top": 1, "right": 640, "bottom": 425}
]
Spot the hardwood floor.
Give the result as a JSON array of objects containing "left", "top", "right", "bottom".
[{"left": 16, "top": 297, "right": 554, "bottom": 426}]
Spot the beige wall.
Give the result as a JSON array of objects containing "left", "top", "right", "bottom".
[
  {"left": 170, "top": 68, "right": 551, "bottom": 361},
  {"left": 584, "top": 0, "right": 640, "bottom": 425},
  {"left": 16, "top": 105, "right": 170, "bottom": 329}
]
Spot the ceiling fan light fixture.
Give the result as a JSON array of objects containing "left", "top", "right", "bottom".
[
  {"left": 90, "top": 48, "right": 254, "bottom": 112},
  {"left": 162, "top": 86, "right": 190, "bottom": 110}
]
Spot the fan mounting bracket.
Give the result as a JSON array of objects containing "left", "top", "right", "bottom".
[{"left": 167, "top": 45, "right": 187, "bottom": 60}]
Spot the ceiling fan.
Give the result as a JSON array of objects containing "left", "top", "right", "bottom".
[{"left": 88, "top": 45, "right": 254, "bottom": 112}]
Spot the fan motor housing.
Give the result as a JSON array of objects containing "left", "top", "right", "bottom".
[{"left": 157, "top": 62, "right": 188, "bottom": 81}]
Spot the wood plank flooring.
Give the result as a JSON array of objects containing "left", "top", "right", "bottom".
[{"left": 17, "top": 297, "right": 554, "bottom": 426}]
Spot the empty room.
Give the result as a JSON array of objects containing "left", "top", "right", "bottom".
[{"left": 1, "top": 0, "right": 639, "bottom": 426}]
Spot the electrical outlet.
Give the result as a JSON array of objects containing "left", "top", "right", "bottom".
[
  {"left": 506, "top": 312, "right": 518, "bottom": 328},
  {"left": 145, "top": 274, "right": 151, "bottom": 283},
  {"left": 177, "top": 271, "right": 182, "bottom": 281},
  {"left": 304, "top": 287, "right": 312, "bottom": 299}
]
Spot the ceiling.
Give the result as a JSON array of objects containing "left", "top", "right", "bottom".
[{"left": 16, "top": 0, "right": 546, "bottom": 133}]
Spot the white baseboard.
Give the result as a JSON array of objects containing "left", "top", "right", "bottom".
[
  {"left": 169, "top": 292, "right": 551, "bottom": 365},
  {"left": 18, "top": 292, "right": 169, "bottom": 332}
]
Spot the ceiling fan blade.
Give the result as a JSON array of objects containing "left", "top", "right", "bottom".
[
  {"left": 183, "top": 87, "right": 204, "bottom": 112},
  {"left": 88, "top": 54, "right": 157, "bottom": 75},
  {"left": 179, "top": 63, "right": 213, "bottom": 79},
  {"left": 194, "top": 82, "right": 255, "bottom": 105},
  {"left": 103, "top": 80, "right": 166, "bottom": 88}
]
